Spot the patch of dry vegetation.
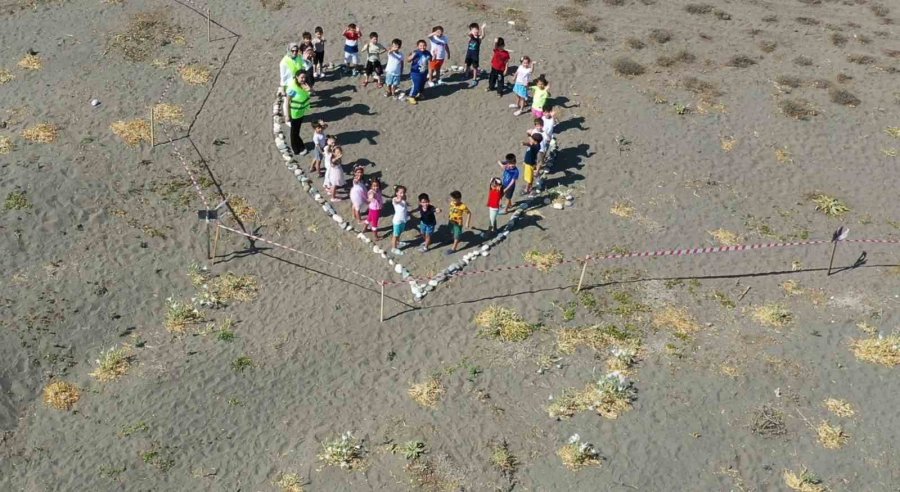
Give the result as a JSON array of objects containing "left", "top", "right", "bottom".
[
  {"left": 0, "top": 68, "right": 14, "bottom": 84},
  {"left": 18, "top": 54, "right": 42, "bottom": 70},
  {"left": 727, "top": 54, "right": 757, "bottom": 68},
  {"left": 784, "top": 468, "right": 827, "bottom": 492},
  {"left": 850, "top": 333, "right": 899, "bottom": 367},
  {"left": 408, "top": 377, "right": 445, "bottom": 408},
  {"left": 524, "top": 249, "right": 563, "bottom": 271},
  {"left": 657, "top": 50, "right": 695, "bottom": 67},
  {"left": 823, "top": 398, "right": 855, "bottom": 418},
  {"left": 776, "top": 75, "right": 803, "bottom": 89},
  {"left": 652, "top": 306, "right": 700, "bottom": 335},
  {"left": 829, "top": 88, "right": 860, "bottom": 107},
  {"left": 708, "top": 228, "right": 742, "bottom": 245},
  {"left": 648, "top": 28, "right": 672, "bottom": 44},
  {"left": 612, "top": 57, "right": 645, "bottom": 76},
  {"left": 847, "top": 53, "right": 876, "bottom": 65},
  {"left": 557, "top": 325, "right": 635, "bottom": 354},
  {"left": 153, "top": 103, "right": 184, "bottom": 126},
  {"left": 228, "top": 195, "right": 259, "bottom": 223},
  {"left": 549, "top": 373, "right": 636, "bottom": 420},
  {"left": 274, "top": 473, "right": 305, "bottom": 492},
  {"left": 816, "top": 421, "right": 849, "bottom": 449},
  {"left": 180, "top": 64, "right": 212, "bottom": 85},
  {"left": 759, "top": 40, "right": 777, "bottom": 53},
  {"left": 610, "top": 202, "right": 634, "bottom": 218},
  {"left": 808, "top": 193, "right": 849, "bottom": 216},
  {"left": 775, "top": 147, "right": 793, "bottom": 164},
  {"left": 90, "top": 345, "right": 134, "bottom": 382},
  {"left": 794, "top": 55, "right": 814, "bottom": 66},
  {"left": 753, "top": 303, "right": 793, "bottom": 327},
  {"left": 682, "top": 76, "right": 722, "bottom": 97},
  {"left": 779, "top": 99, "right": 817, "bottom": 120},
  {"left": 0, "top": 136, "right": 13, "bottom": 155},
  {"left": 43, "top": 381, "right": 80, "bottom": 410},
  {"left": 558, "top": 438, "right": 602, "bottom": 471},
  {"left": 781, "top": 280, "right": 804, "bottom": 295},
  {"left": 21, "top": 123, "right": 58, "bottom": 143},
  {"left": 109, "top": 10, "right": 184, "bottom": 62},
  {"left": 111, "top": 119, "right": 150, "bottom": 146},
  {"left": 210, "top": 273, "right": 258, "bottom": 303},
  {"left": 474, "top": 306, "right": 534, "bottom": 341},
  {"left": 750, "top": 405, "right": 787, "bottom": 437}
]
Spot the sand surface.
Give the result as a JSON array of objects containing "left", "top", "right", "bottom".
[{"left": 1, "top": 0, "right": 899, "bottom": 490}]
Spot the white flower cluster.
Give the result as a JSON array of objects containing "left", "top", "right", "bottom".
[
  {"left": 166, "top": 296, "right": 201, "bottom": 316},
  {"left": 566, "top": 434, "right": 599, "bottom": 459},
  {"left": 596, "top": 371, "right": 637, "bottom": 401},
  {"left": 610, "top": 346, "right": 638, "bottom": 365},
  {"left": 321, "top": 431, "right": 364, "bottom": 469}
]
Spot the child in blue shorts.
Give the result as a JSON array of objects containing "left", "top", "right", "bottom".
[
  {"left": 511, "top": 56, "right": 534, "bottom": 116},
  {"left": 384, "top": 39, "right": 404, "bottom": 98},
  {"left": 415, "top": 193, "right": 441, "bottom": 252},
  {"left": 391, "top": 185, "right": 409, "bottom": 255}
]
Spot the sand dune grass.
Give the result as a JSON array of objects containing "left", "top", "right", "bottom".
[
  {"left": 409, "top": 377, "right": 445, "bottom": 408},
  {"left": 21, "top": 123, "right": 58, "bottom": 143},
  {"left": 43, "top": 381, "right": 80, "bottom": 410},
  {"left": 111, "top": 119, "right": 150, "bottom": 146},
  {"left": 474, "top": 306, "right": 534, "bottom": 342},
  {"left": 850, "top": 333, "right": 899, "bottom": 367}
]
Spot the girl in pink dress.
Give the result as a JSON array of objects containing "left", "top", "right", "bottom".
[
  {"left": 366, "top": 178, "right": 383, "bottom": 239},
  {"left": 349, "top": 166, "right": 367, "bottom": 223}
]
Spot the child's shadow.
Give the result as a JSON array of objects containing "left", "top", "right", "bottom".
[{"left": 336, "top": 129, "right": 379, "bottom": 145}]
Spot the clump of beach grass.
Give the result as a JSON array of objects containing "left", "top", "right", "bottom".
[
  {"left": 490, "top": 440, "right": 517, "bottom": 476},
  {"left": 557, "top": 324, "right": 635, "bottom": 354},
  {"left": 753, "top": 303, "right": 793, "bottom": 327},
  {"left": 210, "top": 273, "right": 258, "bottom": 303},
  {"left": 0, "top": 68, "right": 13, "bottom": 84},
  {"left": 779, "top": 99, "right": 817, "bottom": 120},
  {"left": 549, "top": 372, "right": 637, "bottom": 419},
  {"left": 0, "top": 136, "right": 14, "bottom": 155},
  {"left": 823, "top": 398, "right": 855, "bottom": 418},
  {"left": 776, "top": 75, "right": 803, "bottom": 89},
  {"left": 228, "top": 195, "right": 259, "bottom": 223},
  {"left": 781, "top": 280, "right": 804, "bottom": 295},
  {"left": 18, "top": 54, "right": 42, "bottom": 70},
  {"left": 886, "top": 127, "right": 900, "bottom": 138},
  {"left": 558, "top": 434, "right": 602, "bottom": 470},
  {"left": 153, "top": 103, "right": 184, "bottom": 126},
  {"left": 524, "top": 249, "right": 563, "bottom": 271},
  {"left": 784, "top": 468, "right": 827, "bottom": 492},
  {"left": 610, "top": 202, "right": 634, "bottom": 218},
  {"left": 109, "top": 10, "right": 184, "bottom": 62},
  {"left": 652, "top": 306, "right": 700, "bottom": 335},
  {"left": 232, "top": 356, "right": 254, "bottom": 372},
  {"left": 90, "top": 345, "right": 134, "bottom": 381},
  {"left": 750, "top": 405, "right": 787, "bottom": 437},
  {"left": 726, "top": 54, "right": 757, "bottom": 68},
  {"left": 808, "top": 193, "right": 850, "bottom": 216},
  {"left": 21, "top": 123, "right": 58, "bottom": 143},
  {"left": 708, "top": 228, "right": 742, "bottom": 246},
  {"left": 110, "top": 119, "right": 150, "bottom": 146},
  {"left": 180, "top": 64, "right": 211, "bottom": 85},
  {"left": 318, "top": 432, "right": 365, "bottom": 469},
  {"left": 850, "top": 333, "right": 899, "bottom": 367},
  {"left": 816, "top": 421, "right": 849, "bottom": 449},
  {"left": 775, "top": 147, "right": 793, "bottom": 164},
  {"left": 164, "top": 297, "right": 204, "bottom": 332},
  {"left": 829, "top": 88, "right": 860, "bottom": 107},
  {"left": 43, "top": 381, "right": 80, "bottom": 410},
  {"left": 409, "top": 377, "right": 445, "bottom": 408},
  {"left": 474, "top": 306, "right": 534, "bottom": 342},
  {"left": 274, "top": 473, "right": 305, "bottom": 492},
  {"left": 612, "top": 57, "right": 646, "bottom": 76},
  {"left": 5, "top": 190, "right": 30, "bottom": 210},
  {"left": 605, "top": 344, "right": 639, "bottom": 372}
]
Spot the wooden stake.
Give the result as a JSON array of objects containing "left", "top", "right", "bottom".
[
  {"left": 205, "top": 219, "right": 211, "bottom": 260},
  {"left": 207, "top": 8, "right": 211, "bottom": 42},
  {"left": 149, "top": 106, "right": 154, "bottom": 147},
  {"left": 380, "top": 281, "right": 385, "bottom": 323},
  {"left": 211, "top": 221, "right": 221, "bottom": 260},
  {"left": 576, "top": 256, "right": 589, "bottom": 292},
  {"left": 826, "top": 241, "right": 839, "bottom": 276}
]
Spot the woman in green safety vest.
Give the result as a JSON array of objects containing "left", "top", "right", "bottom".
[
  {"left": 284, "top": 71, "right": 313, "bottom": 156},
  {"left": 280, "top": 42, "right": 304, "bottom": 88}
]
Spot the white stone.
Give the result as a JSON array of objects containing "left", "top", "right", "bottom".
[
  {"left": 394, "top": 264, "right": 403, "bottom": 274},
  {"left": 313, "top": 194, "right": 322, "bottom": 201},
  {"left": 481, "top": 250, "right": 490, "bottom": 256},
  {"left": 274, "top": 124, "right": 281, "bottom": 133},
  {"left": 373, "top": 246, "right": 383, "bottom": 255},
  {"left": 552, "top": 202, "right": 564, "bottom": 210},
  {"left": 332, "top": 214, "right": 343, "bottom": 223},
  {"left": 282, "top": 154, "right": 293, "bottom": 161},
  {"left": 294, "top": 169, "right": 302, "bottom": 176},
  {"left": 480, "top": 245, "right": 489, "bottom": 252}
]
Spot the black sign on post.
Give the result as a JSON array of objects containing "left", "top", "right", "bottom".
[{"left": 198, "top": 209, "right": 219, "bottom": 221}]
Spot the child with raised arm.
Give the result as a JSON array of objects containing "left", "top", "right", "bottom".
[
  {"left": 511, "top": 56, "right": 533, "bottom": 116},
  {"left": 497, "top": 154, "right": 518, "bottom": 213},
  {"left": 465, "top": 22, "right": 486, "bottom": 87},
  {"left": 366, "top": 178, "right": 384, "bottom": 239},
  {"left": 391, "top": 185, "right": 409, "bottom": 255},
  {"left": 531, "top": 75, "right": 551, "bottom": 118},
  {"left": 350, "top": 167, "right": 367, "bottom": 223},
  {"left": 361, "top": 32, "right": 387, "bottom": 88},
  {"left": 445, "top": 191, "right": 471, "bottom": 255},
  {"left": 343, "top": 23, "right": 362, "bottom": 76},
  {"left": 487, "top": 37, "right": 510, "bottom": 95},
  {"left": 322, "top": 136, "right": 346, "bottom": 201},
  {"left": 312, "top": 26, "right": 326, "bottom": 78},
  {"left": 415, "top": 193, "right": 441, "bottom": 252},
  {"left": 406, "top": 40, "right": 432, "bottom": 105},
  {"left": 427, "top": 26, "right": 449, "bottom": 85},
  {"left": 521, "top": 132, "right": 542, "bottom": 195},
  {"left": 384, "top": 39, "right": 404, "bottom": 98}
]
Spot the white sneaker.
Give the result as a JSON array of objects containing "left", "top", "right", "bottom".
[
  {"left": 426, "top": 81, "right": 435, "bottom": 88},
  {"left": 508, "top": 104, "right": 518, "bottom": 108},
  {"left": 513, "top": 109, "right": 523, "bottom": 116},
  {"left": 391, "top": 248, "right": 404, "bottom": 256},
  {"left": 397, "top": 94, "right": 406, "bottom": 101},
  {"left": 298, "top": 149, "right": 309, "bottom": 156}
]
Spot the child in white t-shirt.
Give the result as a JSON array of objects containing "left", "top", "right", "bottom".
[
  {"left": 427, "top": 26, "right": 450, "bottom": 85},
  {"left": 391, "top": 185, "right": 409, "bottom": 255},
  {"left": 511, "top": 56, "right": 534, "bottom": 116},
  {"left": 384, "top": 38, "right": 404, "bottom": 97}
]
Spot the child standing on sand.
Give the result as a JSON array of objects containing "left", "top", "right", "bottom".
[
  {"left": 350, "top": 167, "right": 367, "bottom": 224},
  {"left": 486, "top": 177, "right": 503, "bottom": 233},
  {"left": 343, "top": 23, "right": 362, "bottom": 76},
  {"left": 511, "top": 56, "right": 533, "bottom": 116},
  {"left": 384, "top": 39, "right": 404, "bottom": 98},
  {"left": 445, "top": 191, "right": 471, "bottom": 255},
  {"left": 527, "top": 117, "right": 549, "bottom": 167},
  {"left": 299, "top": 32, "right": 314, "bottom": 58},
  {"left": 366, "top": 178, "right": 384, "bottom": 239},
  {"left": 312, "top": 26, "right": 326, "bottom": 78},
  {"left": 310, "top": 121, "right": 328, "bottom": 175},
  {"left": 361, "top": 32, "right": 386, "bottom": 88},
  {"left": 521, "top": 133, "right": 542, "bottom": 195},
  {"left": 415, "top": 193, "right": 441, "bottom": 252},
  {"left": 497, "top": 154, "right": 518, "bottom": 213},
  {"left": 541, "top": 103, "right": 556, "bottom": 137},
  {"left": 465, "top": 22, "right": 486, "bottom": 87},
  {"left": 391, "top": 185, "right": 409, "bottom": 255},
  {"left": 322, "top": 136, "right": 345, "bottom": 201},
  {"left": 427, "top": 26, "right": 450, "bottom": 85},
  {"left": 531, "top": 75, "right": 551, "bottom": 118},
  {"left": 406, "top": 40, "right": 432, "bottom": 105},
  {"left": 487, "top": 37, "right": 510, "bottom": 94}
]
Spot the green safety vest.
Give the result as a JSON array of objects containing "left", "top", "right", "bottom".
[
  {"left": 281, "top": 55, "right": 303, "bottom": 82},
  {"left": 286, "top": 80, "right": 311, "bottom": 119}
]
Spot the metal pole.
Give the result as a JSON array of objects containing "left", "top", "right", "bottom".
[
  {"left": 149, "top": 106, "right": 154, "bottom": 147},
  {"left": 576, "top": 256, "right": 589, "bottom": 292},
  {"left": 380, "top": 282, "right": 385, "bottom": 323},
  {"left": 826, "top": 241, "right": 839, "bottom": 276}
]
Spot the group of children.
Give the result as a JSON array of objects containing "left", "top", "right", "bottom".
[{"left": 281, "top": 22, "right": 558, "bottom": 256}]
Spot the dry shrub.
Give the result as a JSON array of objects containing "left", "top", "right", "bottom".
[
  {"left": 870, "top": 3, "right": 889, "bottom": 17},
  {"left": 0, "top": 68, "right": 14, "bottom": 84},
  {"left": 682, "top": 76, "right": 721, "bottom": 97},
  {"left": 90, "top": 345, "right": 134, "bottom": 381},
  {"left": 776, "top": 75, "right": 803, "bottom": 88},
  {"left": 781, "top": 280, "right": 804, "bottom": 295},
  {"left": 180, "top": 64, "right": 212, "bottom": 85},
  {"left": 21, "top": 123, "right": 58, "bottom": 143},
  {"left": 886, "top": 127, "right": 900, "bottom": 138},
  {"left": 648, "top": 28, "right": 672, "bottom": 44},
  {"left": 153, "top": 103, "right": 184, "bottom": 126},
  {"left": 610, "top": 202, "right": 634, "bottom": 218},
  {"left": 779, "top": 99, "right": 817, "bottom": 120},
  {"left": 563, "top": 16, "right": 601, "bottom": 33},
  {"left": 847, "top": 53, "right": 875, "bottom": 64},
  {"left": 884, "top": 49, "right": 900, "bottom": 59},
  {"left": 816, "top": 421, "right": 849, "bottom": 449},
  {"left": 829, "top": 88, "right": 860, "bottom": 106},
  {"left": 603, "top": 0, "right": 625, "bottom": 5},
  {"left": 775, "top": 147, "right": 793, "bottom": 164},
  {"left": 823, "top": 398, "right": 855, "bottom": 418},
  {"left": 811, "top": 78, "right": 831, "bottom": 89},
  {"left": 625, "top": 37, "right": 645, "bottom": 50},
  {"left": 750, "top": 405, "right": 787, "bottom": 436},
  {"left": 612, "top": 57, "right": 645, "bottom": 76},
  {"left": 753, "top": 303, "right": 793, "bottom": 327},
  {"left": 274, "top": 473, "right": 305, "bottom": 492},
  {"left": 408, "top": 377, "right": 444, "bottom": 408},
  {"left": 109, "top": 10, "right": 184, "bottom": 62},
  {"left": 557, "top": 325, "right": 633, "bottom": 354},
  {"left": 548, "top": 387, "right": 595, "bottom": 418},
  {"left": 850, "top": 333, "right": 899, "bottom": 367},
  {"left": 719, "top": 136, "right": 737, "bottom": 152},
  {"left": 831, "top": 33, "right": 848, "bottom": 46},
  {"left": 759, "top": 40, "right": 777, "bottom": 53},
  {"left": 657, "top": 50, "right": 695, "bottom": 67},
  {"left": 558, "top": 441, "right": 602, "bottom": 471},
  {"left": 210, "top": 273, "right": 258, "bottom": 302},
  {"left": 0, "top": 136, "right": 13, "bottom": 155},
  {"left": 110, "top": 119, "right": 150, "bottom": 146},
  {"left": 727, "top": 54, "right": 757, "bottom": 68},
  {"left": 793, "top": 55, "right": 814, "bottom": 66},
  {"left": 808, "top": 193, "right": 849, "bottom": 216},
  {"left": 43, "top": 381, "right": 80, "bottom": 410},
  {"left": 524, "top": 249, "right": 563, "bottom": 271},
  {"left": 708, "top": 228, "right": 742, "bottom": 245},
  {"left": 685, "top": 3, "right": 713, "bottom": 14},
  {"left": 228, "top": 195, "right": 259, "bottom": 222},
  {"left": 795, "top": 17, "right": 821, "bottom": 26},
  {"left": 260, "top": 0, "right": 286, "bottom": 10},
  {"left": 474, "top": 306, "right": 534, "bottom": 341},
  {"left": 784, "top": 468, "right": 827, "bottom": 492},
  {"left": 554, "top": 5, "right": 580, "bottom": 20},
  {"left": 652, "top": 306, "right": 700, "bottom": 335},
  {"left": 18, "top": 54, "right": 42, "bottom": 70}
]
